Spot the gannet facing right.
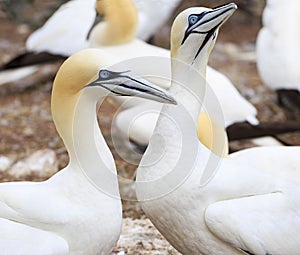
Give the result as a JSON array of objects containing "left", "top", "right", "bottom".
[
  {"left": 0, "top": 49, "right": 175, "bottom": 255},
  {"left": 136, "top": 4, "right": 300, "bottom": 255}
]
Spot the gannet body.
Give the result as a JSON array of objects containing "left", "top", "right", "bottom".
[
  {"left": 136, "top": 5, "right": 300, "bottom": 255},
  {"left": 256, "top": 0, "right": 300, "bottom": 91},
  {"left": 0, "top": 49, "right": 176, "bottom": 254},
  {"left": 26, "top": 0, "right": 96, "bottom": 56}
]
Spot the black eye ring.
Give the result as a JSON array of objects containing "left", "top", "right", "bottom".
[
  {"left": 188, "top": 15, "right": 199, "bottom": 25},
  {"left": 99, "top": 70, "right": 110, "bottom": 79}
]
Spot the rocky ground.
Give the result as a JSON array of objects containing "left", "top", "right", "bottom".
[{"left": 0, "top": 0, "right": 299, "bottom": 254}]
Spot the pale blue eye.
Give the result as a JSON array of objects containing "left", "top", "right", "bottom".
[
  {"left": 189, "top": 15, "right": 199, "bottom": 25},
  {"left": 99, "top": 70, "right": 110, "bottom": 79}
]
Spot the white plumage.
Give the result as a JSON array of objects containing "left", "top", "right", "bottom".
[
  {"left": 135, "top": 0, "right": 181, "bottom": 40},
  {"left": 136, "top": 5, "right": 300, "bottom": 255},
  {"left": 0, "top": 48, "right": 176, "bottom": 254},
  {"left": 256, "top": 0, "right": 300, "bottom": 91},
  {"left": 26, "top": 0, "right": 96, "bottom": 56},
  {"left": 115, "top": 59, "right": 258, "bottom": 147},
  {"left": 25, "top": 0, "right": 180, "bottom": 55},
  {"left": 0, "top": 50, "right": 124, "bottom": 255}
]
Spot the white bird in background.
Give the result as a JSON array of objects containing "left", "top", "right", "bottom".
[
  {"left": 136, "top": 4, "right": 300, "bottom": 255},
  {"left": 27, "top": 0, "right": 181, "bottom": 53},
  {"left": 0, "top": 49, "right": 175, "bottom": 254},
  {"left": 5, "top": 0, "right": 180, "bottom": 59},
  {"left": 0, "top": 0, "right": 179, "bottom": 83},
  {"left": 256, "top": 0, "right": 300, "bottom": 92},
  {"left": 26, "top": 0, "right": 96, "bottom": 56},
  {"left": 134, "top": 0, "right": 182, "bottom": 41},
  {"left": 256, "top": 0, "right": 300, "bottom": 113}
]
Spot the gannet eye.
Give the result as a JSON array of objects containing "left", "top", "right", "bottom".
[
  {"left": 99, "top": 70, "right": 110, "bottom": 79},
  {"left": 188, "top": 15, "right": 199, "bottom": 25}
]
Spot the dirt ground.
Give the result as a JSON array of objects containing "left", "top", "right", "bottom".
[{"left": 0, "top": 0, "right": 299, "bottom": 254}]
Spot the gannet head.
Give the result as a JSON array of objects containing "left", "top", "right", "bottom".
[
  {"left": 171, "top": 3, "right": 237, "bottom": 66},
  {"left": 51, "top": 49, "right": 176, "bottom": 154},
  {"left": 53, "top": 49, "right": 176, "bottom": 104}
]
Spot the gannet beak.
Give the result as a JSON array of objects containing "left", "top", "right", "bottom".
[
  {"left": 182, "top": 3, "right": 237, "bottom": 45},
  {"left": 87, "top": 69, "right": 177, "bottom": 105},
  {"left": 203, "top": 3, "right": 237, "bottom": 29}
]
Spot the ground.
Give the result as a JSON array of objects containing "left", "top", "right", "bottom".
[{"left": 0, "top": 0, "right": 299, "bottom": 254}]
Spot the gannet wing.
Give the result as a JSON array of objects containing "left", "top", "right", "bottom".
[
  {"left": 0, "top": 218, "right": 69, "bottom": 255},
  {"left": 0, "top": 181, "right": 67, "bottom": 226},
  {"left": 205, "top": 192, "right": 300, "bottom": 255}
]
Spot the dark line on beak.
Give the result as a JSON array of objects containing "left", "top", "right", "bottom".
[
  {"left": 123, "top": 76, "right": 165, "bottom": 94},
  {"left": 200, "top": 9, "right": 231, "bottom": 27},
  {"left": 117, "top": 83, "right": 148, "bottom": 93}
]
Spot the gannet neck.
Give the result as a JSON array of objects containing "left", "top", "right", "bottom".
[
  {"left": 51, "top": 49, "right": 119, "bottom": 196},
  {"left": 90, "top": 0, "right": 138, "bottom": 46},
  {"left": 52, "top": 81, "right": 119, "bottom": 197},
  {"left": 51, "top": 51, "right": 99, "bottom": 160},
  {"left": 71, "top": 88, "right": 119, "bottom": 196},
  {"left": 168, "top": 57, "right": 207, "bottom": 125}
]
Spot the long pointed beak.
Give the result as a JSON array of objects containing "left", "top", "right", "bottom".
[
  {"left": 203, "top": 3, "right": 237, "bottom": 29},
  {"left": 87, "top": 70, "right": 177, "bottom": 105},
  {"left": 115, "top": 73, "right": 177, "bottom": 105}
]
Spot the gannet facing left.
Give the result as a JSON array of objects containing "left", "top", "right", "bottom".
[
  {"left": 136, "top": 4, "right": 300, "bottom": 255},
  {"left": 0, "top": 49, "right": 175, "bottom": 255}
]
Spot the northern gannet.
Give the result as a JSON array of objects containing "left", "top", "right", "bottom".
[
  {"left": 88, "top": 0, "right": 258, "bottom": 149},
  {"left": 256, "top": 0, "right": 300, "bottom": 108},
  {"left": 136, "top": 4, "right": 300, "bottom": 255},
  {"left": 26, "top": 0, "right": 181, "bottom": 54},
  {"left": 1, "top": 0, "right": 257, "bottom": 152},
  {"left": 0, "top": 49, "right": 175, "bottom": 255}
]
